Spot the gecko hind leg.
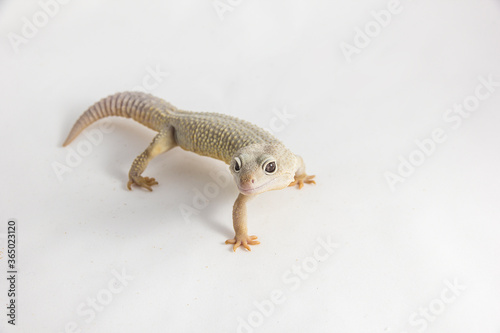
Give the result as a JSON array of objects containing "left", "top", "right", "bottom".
[{"left": 127, "top": 126, "right": 177, "bottom": 191}]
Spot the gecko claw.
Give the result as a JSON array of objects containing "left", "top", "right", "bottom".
[
  {"left": 289, "top": 174, "right": 316, "bottom": 189},
  {"left": 127, "top": 176, "right": 158, "bottom": 191},
  {"left": 226, "top": 235, "right": 260, "bottom": 252}
]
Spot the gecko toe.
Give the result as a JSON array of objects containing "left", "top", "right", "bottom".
[
  {"left": 290, "top": 174, "right": 316, "bottom": 189},
  {"left": 128, "top": 176, "right": 159, "bottom": 191},
  {"left": 226, "top": 235, "right": 260, "bottom": 252}
]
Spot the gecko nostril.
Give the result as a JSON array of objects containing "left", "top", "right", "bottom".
[{"left": 251, "top": 179, "right": 255, "bottom": 184}]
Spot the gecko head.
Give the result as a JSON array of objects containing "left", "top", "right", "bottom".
[{"left": 229, "top": 143, "right": 297, "bottom": 196}]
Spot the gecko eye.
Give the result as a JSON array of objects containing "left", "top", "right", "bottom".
[
  {"left": 264, "top": 161, "right": 277, "bottom": 174},
  {"left": 233, "top": 157, "right": 241, "bottom": 172}
]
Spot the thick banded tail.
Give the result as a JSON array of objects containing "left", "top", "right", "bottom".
[{"left": 63, "top": 91, "right": 175, "bottom": 146}]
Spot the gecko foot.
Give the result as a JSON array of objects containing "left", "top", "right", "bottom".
[
  {"left": 225, "top": 235, "right": 260, "bottom": 252},
  {"left": 127, "top": 176, "right": 158, "bottom": 191},
  {"left": 289, "top": 174, "right": 316, "bottom": 189}
]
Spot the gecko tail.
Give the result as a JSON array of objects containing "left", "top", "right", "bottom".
[{"left": 62, "top": 91, "right": 175, "bottom": 146}]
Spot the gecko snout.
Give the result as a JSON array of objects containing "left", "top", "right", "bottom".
[{"left": 239, "top": 175, "right": 256, "bottom": 189}]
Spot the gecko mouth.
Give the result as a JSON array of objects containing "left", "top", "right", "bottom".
[
  {"left": 237, "top": 175, "right": 292, "bottom": 195},
  {"left": 237, "top": 180, "right": 274, "bottom": 195}
]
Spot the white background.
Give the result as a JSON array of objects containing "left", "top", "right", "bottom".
[{"left": 1, "top": 0, "right": 500, "bottom": 332}]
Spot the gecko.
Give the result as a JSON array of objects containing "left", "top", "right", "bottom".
[{"left": 63, "top": 92, "right": 315, "bottom": 251}]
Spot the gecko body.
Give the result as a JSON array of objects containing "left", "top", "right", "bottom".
[{"left": 63, "top": 92, "right": 315, "bottom": 251}]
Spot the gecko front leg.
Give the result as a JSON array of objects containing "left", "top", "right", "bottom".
[
  {"left": 288, "top": 154, "right": 316, "bottom": 189},
  {"left": 225, "top": 193, "right": 260, "bottom": 251}
]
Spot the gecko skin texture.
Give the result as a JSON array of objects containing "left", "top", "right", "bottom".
[{"left": 63, "top": 92, "right": 315, "bottom": 251}]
